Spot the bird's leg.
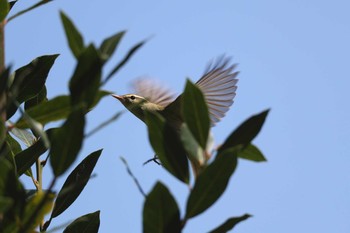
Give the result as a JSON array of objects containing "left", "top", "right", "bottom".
[{"left": 143, "top": 154, "right": 161, "bottom": 166}]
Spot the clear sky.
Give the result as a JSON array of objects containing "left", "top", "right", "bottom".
[{"left": 6, "top": 0, "right": 350, "bottom": 232}]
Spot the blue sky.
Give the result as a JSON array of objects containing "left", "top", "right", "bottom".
[{"left": 6, "top": 0, "right": 350, "bottom": 232}]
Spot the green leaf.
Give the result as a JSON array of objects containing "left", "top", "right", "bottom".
[
  {"left": 143, "top": 182, "right": 181, "bottom": 233},
  {"left": 180, "top": 123, "right": 205, "bottom": 166},
  {"left": 16, "top": 91, "right": 111, "bottom": 129},
  {"left": 208, "top": 214, "right": 251, "bottom": 233},
  {"left": 102, "top": 39, "right": 145, "bottom": 85},
  {"left": 7, "top": 0, "right": 53, "bottom": 22},
  {"left": 50, "top": 150, "right": 101, "bottom": 219},
  {"left": 50, "top": 107, "right": 85, "bottom": 177},
  {"left": 185, "top": 148, "right": 238, "bottom": 218},
  {"left": 22, "top": 192, "right": 55, "bottom": 232},
  {"left": 182, "top": 79, "right": 210, "bottom": 149},
  {"left": 60, "top": 11, "right": 84, "bottom": 58},
  {"left": 10, "top": 128, "right": 35, "bottom": 147},
  {"left": 5, "top": 133, "right": 22, "bottom": 157},
  {"left": 7, "top": 54, "right": 59, "bottom": 118},
  {"left": 0, "top": 196, "right": 13, "bottom": 213},
  {"left": 14, "top": 134, "right": 48, "bottom": 176},
  {"left": 0, "top": 0, "right": 9, "bottom": 21},
  {"left": 99, "top": 31, "right": 125, "bottom": 63},
  {"left": 24, "top": 86, "right": 47, "bottom": 111},
  {"left": 219, "top": 109, "right": 270, "bottom": 154},
  {"left": 237, "top": 144, "right": 266, "bottom": 162},
  {"left": 69, "top": 45, "right": 102, "bottom": 108},
  {"left": 145, "top": 112, "right": 189, "bottom": 184},
  {"left": 63, "top": 211, "right": 100, "bottom": 233}
]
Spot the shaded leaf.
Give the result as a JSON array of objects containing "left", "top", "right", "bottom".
[
  {"left": 145, "top": 112, "right": 189, "bottom": 184},
  {"left": 182, "top": 79, "right": 210, "bottom": 149},
  {"left": 0, "top": 196, "right": 13, "bottom": 213},
  {"left": 103, "top": 40, "right": 145, "bottom": 85},
  {"left": 7, "top": 54, "right": 59, "bottom": 118},
  {"left": 22, "top": 192, "right": 55, "bottom": 232},
  {"left": 99, "top": 31, "right": 125, "bottom": 63},
  {"left": 60, "top": 11, "right": 84, "bottom": 58},
  {"left": 24, "top": 85, "right": 47, "bottom": 111},
  {"left": 0, "top": 0, "right": 9, "bottom": 21},
  {"left": 50, "top": 150, "right": 102, "bottom": 219},
  {"left": 208, "top": 214, "right": 251, "bottom": 233},
  {"left": 63, "top": 211, "right": 100, "bottom": 233},
  {"left": 7, "top": 0, "right": 53, "bottom": 22},
  {"left": 14, "top": 134, "right": 48, "bottom": 176},
  {"left": 219, "top": 109, "right": 269, "bottom": 154},
  {"left": 185, "top": 148, "right": 238, "bottom": 218},
  {"left": 237, "top": 144, "right": 266, "bottom": 162},
  {"left": 69, "top": 45, "right": 102, "bottom": 108},
  {"left": 50, "top": 107, "right": 85, "bottom": 177},
  {"left": 143, "top": 182, "right": 181, "bottom": 233}
]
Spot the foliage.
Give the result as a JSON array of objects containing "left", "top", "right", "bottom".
[{"left": 0, "top": 1, "right": 269, "bottom": 232}]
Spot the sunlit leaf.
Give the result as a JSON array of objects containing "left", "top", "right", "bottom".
[
  {"left": 237, "top": 144, "right": 266, "bottom": 162},
  {"left": 63, "top": 211, "right": 100, "bottom": 233},
  {"left": 50, "top": 107, "right": 85, "bottom": 177},
  {"left": 219, "top": 109, "right": 269, "bottom": 154},
  {"left": 10, "top": 127, "right": 35, "bottom": 147},
  {"left": 60, "top": 11, "right": 84, "bottom": 58},
  {"left": 182, "top": 80, "right": 210, "bottom": 149},
  {"left": 185, "top": 147, "right": 238, "bottom": 218},
  {"left": 143, "top": 182, "right": 181, "bottom": 233},
  {"left": 208, "top": 214, "right": 251, "bottom": 233},
  {"left": 180, "top": 123, "right": 205, "bottom": 167},
  {"left": 145, "top": 112, "right": 189, "bottom": 184}
]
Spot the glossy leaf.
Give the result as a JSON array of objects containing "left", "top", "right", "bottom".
[
  {"left": 22, "top": 192, "right": 55, "bottom": 232},
  {"left": 99, "top": 31, "right": 125, "bottom": 63},
  {"left": 182, "top": 79, "right": 210, "bottom": 149},
  {"left": 143, "top": 182, "right": 181, "bottom": 233},
  {"left": 208, "top": 214, "right": 251, "bottom": 233},
  {"left": 24, "top": 86, "right": 47, "bottom": 110},
  {"left": 238, "top": 144, "right": 266, "bottom": 162},
  {"left": 145, "top": 112, "right": 189, "bottom": 184},
  {"left": 10, "top": 128, "right": 35, "bottom": 147},
  {"left": 69, "top": 45, "right": 102, "bottom": 108},
  {"left": 185, "top": 148, "right": 238, "bottom": 218},
  {"left": 219, "top": 109, "right": 269, "bottom": 154},
  {"left": 60, "top": 11, "right": 84, "bottom": 58},
  {"left": 50, "top": 107, "right": 85, "bottom": 177},
  {"left": 50, "top": 150, "right": 101, "bottom": 219},
  {"left": 103, "top": 40, "right": 145, "bottom": 85},
  {"left": 63, "top": 211, "right": 100, "bottom": 233},
  {"left": 0, "top": 0, "right": 9, "bottom": 21},
  {"left": 7, "top": 0, "right": 53, "bottom": 22},
  {"left": 16, "top": 91, "right": 111, "bottom": 129},
  {"left": 7, "top": 54, "right": 59, "bottom": 118},
  {"left": 14, "top": 134, "right": 48, "bottom": 176}
]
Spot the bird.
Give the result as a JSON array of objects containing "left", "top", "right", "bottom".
[{"left": 112, "top": 56, "right": 239, "bottom": 132}]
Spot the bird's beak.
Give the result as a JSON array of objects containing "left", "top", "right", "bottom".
[{"left": 111, "top": 94, "right": 124, "bottom": 102}]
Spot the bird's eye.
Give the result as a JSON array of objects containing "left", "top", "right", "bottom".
[{"left": 130, "top": 95, "right": 135, "bottom": 100}]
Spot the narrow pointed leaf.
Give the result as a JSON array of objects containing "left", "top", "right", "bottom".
[
  {"left": 182, "top": 80, "right": 210, "bottom": 149},
  {"left": 69, "top": 45, "right": 102, "bottom": 108},
  {"left": 208, "top": 214, "right": 251, "bottom": 233},
  {"left": 237, "top": 144, "right": 266, "bottom": 162},
  {"left": 103, "top": 40, "right": 145, "bottom": 85},
  {"left": 219, "top": 109, "right": 269, "bottom": 154},
  {"left": 143, "top": 182, "right": 181, "bottom": 233},
  {"left": 7, "top": 54, "right": 59, "bottom": 118},
  {"left": 14, "top": 134, "right": 48, "bottom": 176},
  {"left": 60, "top": 11, "right": 84, "bottom": 58},
  {"left": 99, "top": 31, "right": 125, "bottom": 63},
  {"left": 185, "top": 148, "right": 238, "bottom": 218},
  {"left": 50, "top": 107, "right": 85, "bottom": 177},
  {"left": 51, "top": 150, "right": 102, "bottom": 219},
  {"left": 7, "top": 0, "right": 53, "bottom": 22},
  {"left": 0, "top": 0, "right": 9, "bottom": 22},
  {"left": 63, "top": 211, "right": 100, "bottom": 233},
  {"left": 145, "top": 112, "right": 189, "bottom": 184}
]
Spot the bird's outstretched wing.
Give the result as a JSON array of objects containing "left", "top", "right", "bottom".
[
  {"left": 196, "top": 56, "right": 239, "bottom": 126},
  {"left": 132, "top": 78, "right": 175, "bottom": 108}
]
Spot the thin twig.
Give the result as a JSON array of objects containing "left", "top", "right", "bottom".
[
  {"left": 85, "top": 111, "right": 123, "bottom": 138},
  {"left": 120, "top": 156, "right": 146, "bottom": 197}
]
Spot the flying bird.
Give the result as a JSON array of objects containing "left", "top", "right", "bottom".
[{"left": 112, "top": 56, "right": 239, "bottom": 131}]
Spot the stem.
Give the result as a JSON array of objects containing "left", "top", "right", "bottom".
[{"left": 36, "top": 158, "right": 43, "bottom": 192}]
